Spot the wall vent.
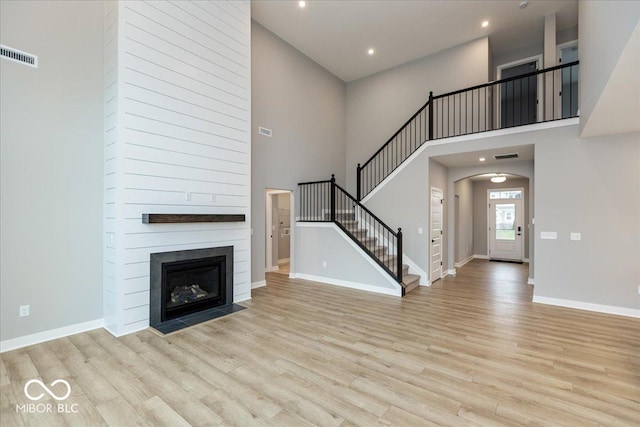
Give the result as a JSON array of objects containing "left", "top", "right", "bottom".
[
  {"left": 258, "top": 127, "right": 272, "bottom": 137},
  {"left": 493, "top": 153, "right": 519, "bottom": 160},
  {"left": 0, "top": 45, "right": 38, "bottom": 68}
]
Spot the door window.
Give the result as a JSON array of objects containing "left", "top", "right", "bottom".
[{"left": 495, "top": 204, "right": 516, "bottom": 240}]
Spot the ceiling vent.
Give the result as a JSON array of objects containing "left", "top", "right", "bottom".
[
  {"left": 493, "top": 153, "right": 519, "bottom": 160},
  {"left": 1, "top": 45, "right": 38, "bottom": 68}
]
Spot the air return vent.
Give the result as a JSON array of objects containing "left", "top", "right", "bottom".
[
  {"left": 0, "top": 45, "right": 38, "bottom": 68},
  {"left": 493, "top": 153, "right": 519, "bottom": 160}
]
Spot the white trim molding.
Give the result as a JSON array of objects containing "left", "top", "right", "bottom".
[
  {"left": 1, "top": 318, "right": 104, "bottom": 353},
  {"left": 533, "top": 296, "right": 640, "bottom": 318},
  {"left": 455, "top": 256, "right": 474, "bottom": 268},
  {"left": 527, "top": 277, "right": 535, "bottom": 285},
  {"left": 295, "top": 273, "right": 402, "bottom": 297},
  {"left": 446, "top": 269, "right": 457, "bottom": 276},
  {"left": 251, "top": 280, "right": 267, "bottom": 289},
  {"left": 473, "top": 254, "right": 490, "bottom": 260}
]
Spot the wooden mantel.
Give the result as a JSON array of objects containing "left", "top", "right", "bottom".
[{"left": 142, "top": 214, "right": 246, "bottom": 224}]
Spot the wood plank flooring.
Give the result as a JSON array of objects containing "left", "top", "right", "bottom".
[{"left": 1, "top": 259, "right": 639, "bottom": 426}]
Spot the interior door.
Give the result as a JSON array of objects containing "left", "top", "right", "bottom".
[
  {"left": 488, "top": 198, "right": 523, "bottom": 261},
  {"left": 430, "top": 187, "right": 443, "bottom": 282},
  {"left": 498, "top": 59, "right": 541, "bottom": 128}
]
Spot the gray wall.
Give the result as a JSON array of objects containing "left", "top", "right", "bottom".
[
  {"left": 578, "top": 1, "right": 640, "bottom": 134},
  {"left": 251, "top": 21, "right": 346, "bottom": 284},
  {"left": 296, "top": 225, "right": 400, "bottom": 294},
  {"left": 454, "top": 178, "right": 474, "bottom": 263},
  {"left": 0, "top": 1, "right": 104, "bottom": 341},
  {"left": 345, "top": 37, "right": 490, "bottom": 191},
  {"left": 535, "top": 129, "right": 639, "bottom": 309},
  {"left": 472, "top": 178, "right": 530, "bottom": 259}
]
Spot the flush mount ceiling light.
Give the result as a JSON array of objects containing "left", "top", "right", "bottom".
[
  {"left": 491, "top": 174, "right": 507, "bottom": 183},
  {"left": 519, "top": 1, "right": 529, "bottom": 9},
  {"left": 298, "top": 1, "right": 306, "bottom": 8},
  {"left": 368, "top": 48, "right": 375, "bottom": 55},
  {"left": 482, "top": 20, "right": 489, "bottom": 28},
  {"left": 479, "top": 157, "right": 486, "bottom": 162}
]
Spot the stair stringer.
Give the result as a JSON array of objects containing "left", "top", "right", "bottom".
[
  {"left": 354, "top": 206, "right": 429, "bottom": 286},
  {"left": 294, "top": 222, "right": 402, "bottom": 297}
]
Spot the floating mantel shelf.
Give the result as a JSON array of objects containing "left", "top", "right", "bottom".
[{"left": 142, "top": 214, "right": 246, "bottom": 224}]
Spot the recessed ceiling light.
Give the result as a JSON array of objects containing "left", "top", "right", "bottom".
[
  {"left": 298, "top": 1, "right": 306, "bottom": 8},
  {"left": 482, "top": 20, "right": 489, "bottom": 28},
  {"left": 368, "top": 48, "right": 375, "bottom": 55},
  {"left": 479, "top": 157, "right": 486, "bottom": 162}
]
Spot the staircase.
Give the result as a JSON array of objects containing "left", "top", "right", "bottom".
[
  {"left": 330, "top": 210, "right": 421, "bottom": 295},
  {"left": 298, "top": 61, "right": 579, "bottom": 296},
  {"left": 298, "top": 175, "right": 420, "bottom": 296}
]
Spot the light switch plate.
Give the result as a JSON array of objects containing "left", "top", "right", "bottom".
[
  {"left": 418, "top": 227, "right": 423, "bottom": 234},
  {"left": 570, "top": 232, "right": 581, "bottom": 241},
  {"left": 541, "top": 231, "right": 557, "bottom": 240}
]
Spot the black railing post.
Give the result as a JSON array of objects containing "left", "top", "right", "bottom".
[
  {"left": 397, "top": 227, "right": 403, "bottom": 284},
  {"left": 428, "top": 91, "right": 434, "bottom": 141},
  {"left": 330, "top": 174, "right": 336, "bottom": 223},
  {"left": 356, "top": 163, "right": 361, "bottom": 201}
]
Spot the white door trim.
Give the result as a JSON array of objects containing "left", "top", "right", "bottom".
[{"left": 487, "top": 187, "right": 525, "bottom": 261}]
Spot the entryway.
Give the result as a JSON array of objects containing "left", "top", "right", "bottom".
[{"left": 265, "top": 189, "right": 293, "bottom": 276}]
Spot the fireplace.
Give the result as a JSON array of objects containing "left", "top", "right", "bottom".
[{"left": 150, "top": 246, "right": 237, "bottom": 332}]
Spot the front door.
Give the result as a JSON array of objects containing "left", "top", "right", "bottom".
[
  {"left": 488, "top": 189, "right": 524, "bottom": 261},
  {"left": 430, "top": 187, "right": 443, "bottom": 282}
]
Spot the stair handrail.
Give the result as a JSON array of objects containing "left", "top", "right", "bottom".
[
  {"left": 357, "top": 60, "right": 580, "bottom": 200},
  {"left": 298, "top": 175, "right": 403, "bottom": 286}
]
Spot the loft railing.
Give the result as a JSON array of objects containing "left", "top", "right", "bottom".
[
  {"left": 357, "top": 61, "right": 579, "bottom": 200},
  {"left": 299, "top": 175, "right": 403, "bottom": 285}
]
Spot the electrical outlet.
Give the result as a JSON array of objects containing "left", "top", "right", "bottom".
[
  {"left": 418, "top": 227, "right": 423, "bottom": 234},
  {"left": 540, "top": 231, "right": 557, "bottom": 240},
  {"left": 19, "top": 305, "right": 29, "bottom": 317}
]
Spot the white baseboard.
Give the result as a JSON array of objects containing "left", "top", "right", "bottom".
[
  {"left": 527, "top": 277, "right": 535, "bottom": 285},
  {"left": 523, "top": 258, "right": 530, "bottom": 263},
  {"left": 1, "top": 318, "right": 104, "bottom": 353},
  {"left": 295, "top": 273, "right": 402, "bottom": 297},
  {"left": 532, "top": 296, "right": 640, "bottom": 318},
  {"left": 251, "top": 280, "right": 267, "bottom": 289},
  {"left": 454, "top": 256, "right": 474, "bottom": 268},
  {"left": 446, "top": 269, "right": 457, "bottom": 276},
  {"left": 473, "top": 254, "right": 489, "bottom": 260}
]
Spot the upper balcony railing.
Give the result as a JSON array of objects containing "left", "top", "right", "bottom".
[{"left": 357, "top": 61, "right": 579, "bottom": 200}]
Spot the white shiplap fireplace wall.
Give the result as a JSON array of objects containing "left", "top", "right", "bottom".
[{"left": 104, "top": 0, "right": 251, "bottom": 336}]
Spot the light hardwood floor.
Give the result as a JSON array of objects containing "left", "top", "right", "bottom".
[{"left": 1, "top": 259, "right": 639, "bottom": 426}]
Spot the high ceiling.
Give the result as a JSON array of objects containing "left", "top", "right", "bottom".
[{"left": 252, "top": 0, "right": 578, "bottom": 82}]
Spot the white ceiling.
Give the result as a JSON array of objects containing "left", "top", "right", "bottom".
[
  {"left": 251, "top": 0, "right": 578, "bottom": 82},
  {"left": 432, "top": 144, "right": 534, "bottom": 168}
]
